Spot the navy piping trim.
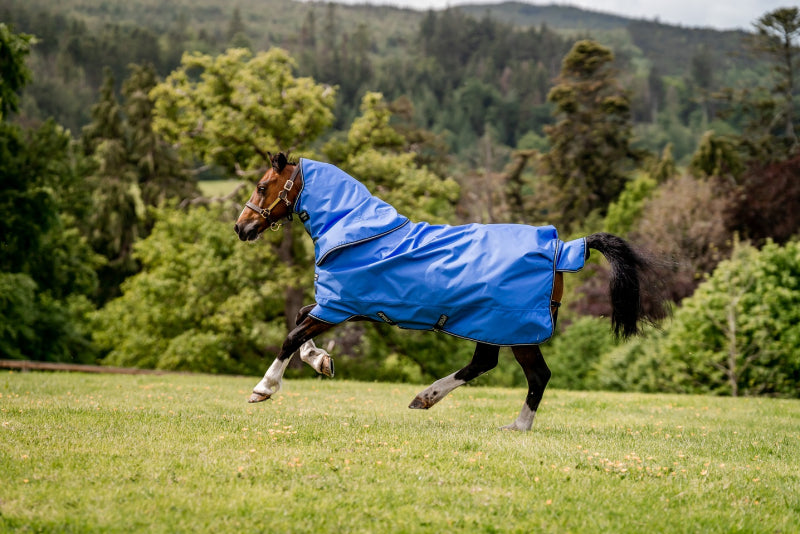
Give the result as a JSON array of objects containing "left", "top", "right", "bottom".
[
  {"left": 307, "top": 312, "right": 338, "bottom": 325},
  {"left": 306, "top": 311, "right": 553, "bottom": 347},
  {"left": 293, "top": 160, "right": 306, "bottom": 215},
  {"left": 315, "top": 219, "right": 410, "bottom": 266}
]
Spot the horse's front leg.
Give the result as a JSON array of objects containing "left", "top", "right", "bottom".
[
  {"left": 298, "top": 339, "right": 334, "bottom": 378},
  {"left": 249, "top": 316, "right": 334, "bottom": 403},
  {"left": 293, "top": 303, "right": 335, "bottom": 377}
]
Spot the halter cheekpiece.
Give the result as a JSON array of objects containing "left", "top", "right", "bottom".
[{"left": 244, "top": 165, "right": 301, "bottom": 231}]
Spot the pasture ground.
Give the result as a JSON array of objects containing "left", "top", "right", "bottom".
[
  {"left": 198, "top": 179, "right": 246, "bottom": 198},
  {"left": 1, "top": 371, "right": 799, "bottom": 533}
]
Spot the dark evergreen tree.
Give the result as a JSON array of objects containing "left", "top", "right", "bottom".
[
  {"left": 544, "top": 40, "right": 636, "bottom": 229},
  {"left": 752, "top": 7, "right": 800, "bottom": 148},
  {"left": 1, "top": 25, "right": 98, "bottom": 361}
]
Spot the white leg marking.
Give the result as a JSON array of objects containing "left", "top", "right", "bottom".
[
  {"left": 250, "top": 357, "right": 290, "bottom": 402},
  {"left": 409, "top": 372, "right": 466, "bottom": 409},
  {"left": 298, "top": 340, "right": 334, "bottom": 377},
  {"left": 501, "top": 404, "right": 536, "bottom": 432}
]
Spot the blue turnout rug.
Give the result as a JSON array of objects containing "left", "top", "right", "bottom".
[{"left": 294, "top": 158, "right": 586, "bottom": 346}]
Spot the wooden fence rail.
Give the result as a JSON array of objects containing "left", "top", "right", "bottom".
[{"left": 0, "top": 360, "right": 187, "bottom": 375}]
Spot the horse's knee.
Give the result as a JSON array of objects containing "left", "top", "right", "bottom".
[{"left": 295, "top": 304, "right": 316, "bottom": 325}]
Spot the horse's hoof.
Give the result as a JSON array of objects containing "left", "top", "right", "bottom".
[
  {"left": 321, "top": 355, "right": 335, "bottom": 378},
  {"left": 248, "top": 392, "right": 271, "bottom": 403},
  {"left": 408, "top": 396, "right": 430, "bottom": 410}
]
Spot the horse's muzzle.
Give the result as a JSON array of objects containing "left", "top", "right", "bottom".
[{"left": 234, "top": 222, "right": 259, "bottom": 241}]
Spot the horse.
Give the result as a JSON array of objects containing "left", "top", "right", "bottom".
[{"left": 234, "top": 153, "right": 665, "bottom": 431}]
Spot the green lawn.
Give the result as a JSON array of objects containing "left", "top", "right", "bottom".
[
  {"left": 2, "top": 371, "right": 798, "bottom": 533},
  {"left": 198, "top": 179, "right": 247, "bottom": 198}
]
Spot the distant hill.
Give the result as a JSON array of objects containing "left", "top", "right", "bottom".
[
  {"left": 457, "top": 1, "right": 633, "bottom": 30},
  {"left": 456, "top": 1, "right": 753, "bottom": 77},
  {"left": 5, "top": 0, "right": 761, "bottom": 153}
]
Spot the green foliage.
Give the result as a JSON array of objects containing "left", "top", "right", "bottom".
[
  {"left": 92, "top": 203, "right": 299, "bottom": 373},
  {"left": 592, "top": 328, "right": 674, "bottom": 393},
  {"left": 324, "top": 92, "right": 461, "bottom": 223},
  {"left": 595, "top": 240, "right": 800, "bottom": 397},
  {"left": 689, "top": 130, "right": 745, "bottom": 180},
  {"left": 81, "top": 65, "right": 197, "bottom": 304},
  {"left": 0, "top": 117, "right": 100, "bottom": 361},
  {"left": 752, "top": 7, "right": 800, "bottom": 146},
  {"left": 657, "top": 239, "right": 800, "bottom": 397},
  {"left": 152, "top": 47, "right": 336, "bottom": 172},
  {"left": 545, "top": 40, "right": 636, "bottom": 230},
  {"left": 603, "top": 172, "right": 657, "bottom": 235},
  {"left": 545, "top": 316, "right": 620, "bottom": 390},
  {"left": 0, "top": 22, "right": 34, "bottom": 119},
  {"left": 0, "top": 273, "right": 37, "bottom": 359}
]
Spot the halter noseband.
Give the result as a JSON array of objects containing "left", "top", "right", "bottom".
[{"left": 244, "top": 165, "right": 301, "bottom": 231}]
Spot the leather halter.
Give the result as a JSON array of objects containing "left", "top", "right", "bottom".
[{"left": 244, "top": 165, "right": 301, "bottom": 231}]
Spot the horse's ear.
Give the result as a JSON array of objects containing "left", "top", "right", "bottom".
[{"left": 271, "top": 152, "right": 288, "bottom": 173}]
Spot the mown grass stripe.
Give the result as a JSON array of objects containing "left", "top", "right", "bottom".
[{"left": 1, "top": 371, "right": 799, "bottom": 533}]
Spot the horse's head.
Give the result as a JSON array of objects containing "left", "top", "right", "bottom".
[{"left": 234, "top": 152, "right": 300, "bottom": 241}]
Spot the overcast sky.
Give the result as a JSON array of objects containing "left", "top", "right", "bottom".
[{"left": 331, "top": 0, "right": 787, "bottom": 31}]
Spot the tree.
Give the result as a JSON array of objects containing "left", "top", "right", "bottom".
[
  {"left": 544, "top": 40, "right": 636, "bottom": 230},
  {"left": 753, "top": 7, "right": 800, "bottom": 146},
  {"left": 0, "top": 24, "right": 98, "bottom": 361},
  {"left": 545, "top": 316, "right": 619, "bottom": 390},
  {"left": 0, "top": 23, "right": 34, "bottom": 119},
  {"left": 151, "top": 47, "right": 335, "bottom": 173},
  {"left": 689, "top": 131, "right": 745, "bottom": 181},
  {"left": 80, "top": 65, "right": 198, "bottom": 304},
  {"left": 323, "top": 92, "right": 460, "bottom": 223},
  {"left": 151, "top": 47, "right": 335, "bottom": 338},
  {"left": 602, "top": 172, "right": 658, "bottom": 236},
  {"left": 0, "top": 120, "right": 100, "bottom": 361},
  {"left": 121, "top": 63, "right": 197, "bottom": 214},
  {"left": 632, "top": 175, "right": 732, "bottom": 302},
  {"left": 81, "top": 69, "right": 144, "bottom": 303},
  {"left": 92, "top": 204, "right": 294, "bottom": 373},
  {"left": 725, "top": 154, "right": 800, "bottom": 245},
  {"left": 658, "top": 239, "right": 800, "bottom": 397}
]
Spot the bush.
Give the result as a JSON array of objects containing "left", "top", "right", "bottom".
[
  {"left": 92, "top": 203, "right": 298, "bottom": 374},
  {"left": 544, "top": 316, "right": 619, "bottom": 390}
]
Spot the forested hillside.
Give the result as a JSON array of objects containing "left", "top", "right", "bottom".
[
  {"left": 3, "top": 0, "right": 762, "bottom": 160},
  {"left": 2, "top": 1, "right": 799, "bottom": 398}
]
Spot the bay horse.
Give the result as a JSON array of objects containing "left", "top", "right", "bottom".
[{"left": 234, "top": 153, "right": 664, "bottom": 431}]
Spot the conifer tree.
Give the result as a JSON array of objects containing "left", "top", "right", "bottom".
[
  {"left": 753, "top": 7, "right": 800, "bottom": 147},
  {"left": 544, "top": 40, "right": 635, "bottom": 230}
]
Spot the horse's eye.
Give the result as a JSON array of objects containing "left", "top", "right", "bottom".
[{"left": 257, "top": 185, "right": 266, "bottom": 194}]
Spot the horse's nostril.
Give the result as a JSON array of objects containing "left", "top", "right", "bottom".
[{"left": 234, "top": 224, "right": 240, "bottom": 235}]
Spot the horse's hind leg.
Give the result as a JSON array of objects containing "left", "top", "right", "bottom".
[
  {"left": 409, "top": 343, "right": 499, "bottom": 409},
  {"left": 502, "top": 345, "right": 551, "bottom": 431}
]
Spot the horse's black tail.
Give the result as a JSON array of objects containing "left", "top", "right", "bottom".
[{"left": 585, "top": 232, "right": 668, "bottom": 339}]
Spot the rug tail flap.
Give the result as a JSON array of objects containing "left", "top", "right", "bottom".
[{"left": 556, "top": 238, "right": 586, "bottom": 272}]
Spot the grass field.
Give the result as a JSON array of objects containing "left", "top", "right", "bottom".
[
  {"left": 2, "top": 371, "right": 799, "bottom": 533},
  {"left": 198, "top": 179, "right": 246, "bottom": 198}
]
